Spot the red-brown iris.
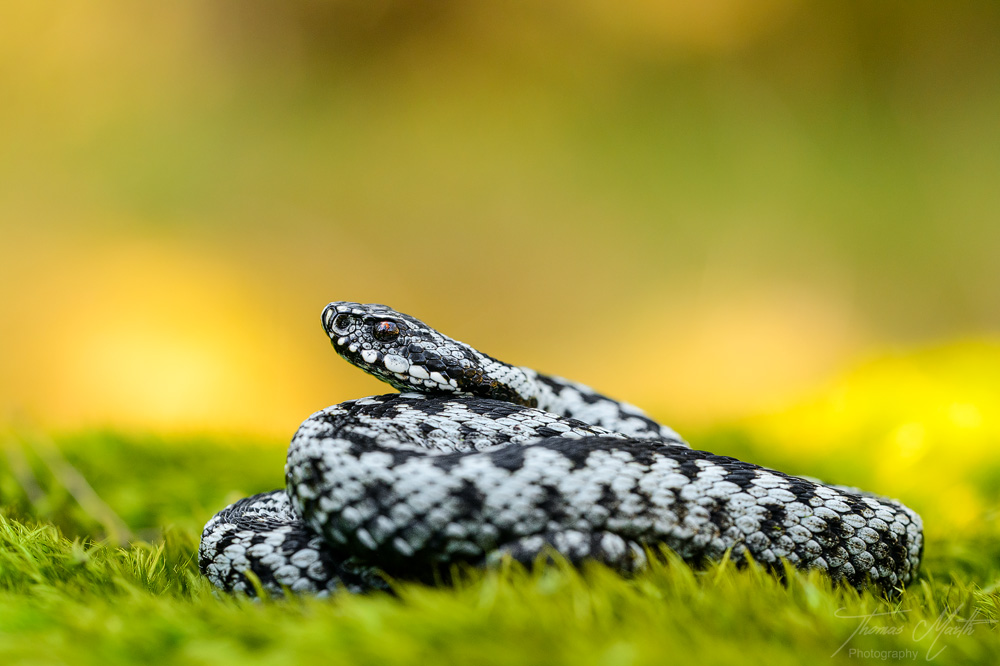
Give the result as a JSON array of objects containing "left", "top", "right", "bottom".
[{"left": 373, "top": 320, "right": 400, "bottom": 342}]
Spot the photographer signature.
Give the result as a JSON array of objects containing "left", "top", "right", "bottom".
[{"left": 832, "top": 604, "right": 992, "bottom": 660}]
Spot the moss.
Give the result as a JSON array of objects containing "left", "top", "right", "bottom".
[{"left": 1, "top": 343, "right": 998, "bottom": 665}]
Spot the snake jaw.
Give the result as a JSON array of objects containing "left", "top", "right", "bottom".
[
  {"left": 200, "top": 302, "right": 925, "bottom": 596},
  {"left": 321, "top": 301, "right": 459, "bottom": 395},
  {"left": 321, "top": 301, "right": 546, "bottom": 406}
]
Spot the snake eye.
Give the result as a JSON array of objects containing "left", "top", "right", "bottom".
[
  {"left": 331, "top": 314, "right": 352, "bottom": 336},
  {"left": 373, "top": 320, "right": 400, "bottom": 342}
]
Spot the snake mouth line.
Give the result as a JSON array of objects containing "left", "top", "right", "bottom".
[{"left": 198, "top": 302, "right": 924, "bottom": 597}]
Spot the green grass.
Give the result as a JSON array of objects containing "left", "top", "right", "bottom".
[{"left": 2, "top": 343, "right": 1000, "bottom": 665}]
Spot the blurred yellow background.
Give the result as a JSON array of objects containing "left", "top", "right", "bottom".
[{"left": 2, "top": 1, "right": 999, "bottom": 439}]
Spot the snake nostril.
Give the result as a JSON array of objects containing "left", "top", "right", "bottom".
[
  {"left": 331, "top": 314, "right": 352, "bottom": 336},
  {"left": 201, "top": 302, "right": 924, "bottom": 596}
]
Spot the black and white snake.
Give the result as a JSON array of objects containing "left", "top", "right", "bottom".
[{"left": 199, "top": 302, "right": 923, "bottom": 595}]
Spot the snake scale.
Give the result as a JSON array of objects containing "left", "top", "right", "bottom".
[{"left": 199, "top": 302, "right": 923, "bottom": 596}]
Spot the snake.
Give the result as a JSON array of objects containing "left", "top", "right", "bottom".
[{"left": 199, "top": 302, "right": 923, "bottom": 596}]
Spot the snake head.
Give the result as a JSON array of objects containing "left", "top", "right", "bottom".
[{"left": 321, "top": 301, "right": 538, "bottom": 406}]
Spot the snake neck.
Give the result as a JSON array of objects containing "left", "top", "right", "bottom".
[
  {"left": 320, "top": 301, "right": 673, "bottom": 439},
  {"left": 441, "top": 351, "right": 543, "bottom": 408}
]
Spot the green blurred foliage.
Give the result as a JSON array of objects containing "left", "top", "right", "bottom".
[
  {"left": 1, "top": 1, "right": 999, "bottom": 430},
  {"left": 2, "top": 6, "right": 999, "bottom": 662}
]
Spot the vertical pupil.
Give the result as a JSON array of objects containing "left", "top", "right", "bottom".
[{"left": 375, "top": 321, "right": 398, "bottom": 340}]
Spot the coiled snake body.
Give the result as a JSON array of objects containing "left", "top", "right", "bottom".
[{"left": 199, "top": 302, "right": 923, "bottom": 595}]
